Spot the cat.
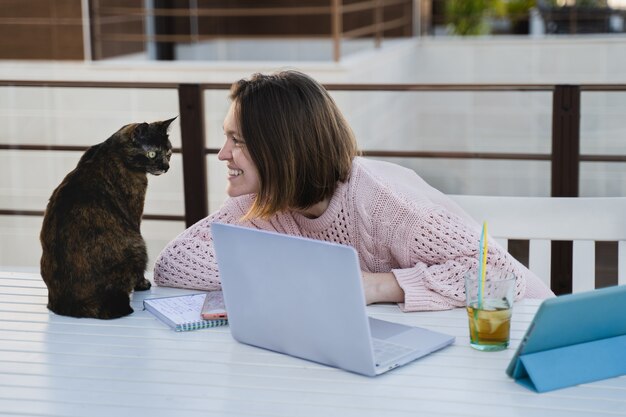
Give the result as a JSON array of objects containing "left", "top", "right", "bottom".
[{"left": 40, "top": 117, "right": 175, "bottom": 319}]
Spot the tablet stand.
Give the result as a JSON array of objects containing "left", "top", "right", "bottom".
[{"left": 510, "top": 334, "right": 626, "bottom": 392}]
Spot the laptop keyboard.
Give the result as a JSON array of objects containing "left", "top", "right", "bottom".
[{"left": 372, "top": 338, "right": 415, "bottom": 367}]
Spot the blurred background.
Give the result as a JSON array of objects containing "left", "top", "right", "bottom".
[{"left": 1, "top": 0, "right": 625, "bottom": 282}]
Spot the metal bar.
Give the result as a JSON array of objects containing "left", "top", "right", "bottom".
[
  {"left": 145, "top": 0, "right": 157, "bottom": 59},
  {"left": 580, "top": 85, "right": 626, "bottom": 91},
  {"left": 551, "top": 241, "right": 573, "bottom": 295},
  {"left": 360, "top": 150, "right": 551, "bottom": 160},
  {"left": 571, "top": 6, "right": 577, "bottom": 35},
  {"left": 5, "top": 81, "right": 619, "bottom": 92},
  {"left": 331, "top": 0, "right": 342, "bottom": 62},
  {"left": 142, "top": 214, "right": 186, "bottom": 221},
  {"left": 200, "top": 82, "right": 551, "bottom": 91},
  {"left": 332, "top": 0, "right": 411, "bottom": 29},
  {"left": 0, "top": 18, "right": 82, "bottom": 25},
  {"left": 0, "top": 210, "right": 43, "bottom": 217},
  {"left": 323, "top": 84, "right": 556, "bottom": 91},
  {"left": 101, "top": 0, "right": 408, "bottom": 17},
  {"left": 178, "top": 84, "right": 208, "bottom": 228},
  {"left": 0, "top": 144, "right": 182, "bottom": 153},
  {"left": 342, "top": 0, "right": 377, "bottom": 14},
  {"left": 380, "top": 15, "right": 412, "bottom": 32},
  {"left": 96, "top": 33, "right": 338, "bottom": 43},
  {"left": 550, "top": 85, "right": 581, "bottom": 296},
  {"left": 92, "top": 0, "right": 102, "bottom": 60},
  {"left": 551, "top": 85, "right": 580, "bottom": 198},
  {"left": 207, "top": 147, "right": 552, "bottom": 161},
  {"left": 375, "top": 0, "right": 383, "bottom": 48},
  {"left": 100, "top": 6, "right": 333, "bottom": 17},
  {"left": 404, "top": 0, "right": 412, "bottom": 36},
  {"left": 0, "top": 81, "right": 560, "bottom": 90},
  {"left": 0, "top": 145, "right": 89, "bottom": 152},
  {"left": 342, "top": 23, "right": 379, "bottom": 39},
  {"left": 0, "top": 80, "right": 179, "bottom": 89},
  {"left": 580, "top": 155, "right": 626, "bottom": 162},
  {"left": 90, "top": 15, "right": 144, "bottom": 25},
  {"left": 0, "top": 209, "right": 184, "bottom": 222},
  {"left": 81, "top": 0, "right": 93, "bottom": 61},
  {"left": 154, "top": 0, "right": 175, "bottom": 60},
  {"left": 342, "top": 16, "right": 409, "bottom": 40}
]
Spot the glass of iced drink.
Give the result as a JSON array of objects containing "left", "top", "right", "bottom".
[{"left": 464, "top": 270, "right": 515, "bottom": 351}]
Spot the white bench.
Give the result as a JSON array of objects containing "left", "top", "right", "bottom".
[{"left": 450, "top": 195, "right": 626, "bottom": 293}]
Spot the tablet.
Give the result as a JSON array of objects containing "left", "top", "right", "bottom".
[{"left": 506, "top": 284, "right": 626, "bottom": 378}]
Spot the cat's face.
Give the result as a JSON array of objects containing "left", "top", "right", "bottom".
[{"left": 122, "top": 117, "right": 175, "bottom": 175}]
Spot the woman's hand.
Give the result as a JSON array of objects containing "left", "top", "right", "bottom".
[{"left": 361, "top": 271, "right": 405, "bottom": 305}]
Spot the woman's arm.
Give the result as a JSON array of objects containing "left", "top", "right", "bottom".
[
  {"left": 361, "top": 271, "right": 404, "bottom": 304},
  {"left": 389, "top": 205, "right": 552, "bottom": 311},
  {"left": 153, "top": 214, "right": 224, "bottom": 290},
  {"left": 152, "top": 197, "right": 252, "bottom": 290}
]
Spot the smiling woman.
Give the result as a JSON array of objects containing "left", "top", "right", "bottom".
[
  {"left": 152, "top": 70, "right": 554, "bottom": 311},
  {"left": 223, "top": 72, "right": 357, "bottom": 220},
  {"left": 218, "top": 102, "right": 261, "bottom": 200}
]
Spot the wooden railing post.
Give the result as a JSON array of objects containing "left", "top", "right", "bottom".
[
  {"left": 552, "top": 85, "right": 580, "bottom": 198},
  {"left": 331, "top": 0, "right": 342, "bottom": 62},
  {"left": 178, "top": 84, "right": 208, "bottom": 228},
  {"left": 154, "top": 0, "right": 175, "bottom": 60},
  {"left": 374, "top": 0, "right": 383, "bottom": 48},
  {"left": 90, "top": 0, "right": 102, "bottom": 60},
  {"left": 550, "top": 84, "right": 581, "bottom": 295}
]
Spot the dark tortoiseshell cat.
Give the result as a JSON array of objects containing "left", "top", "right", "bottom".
[{"left": 40, "top": 118, "right": 175, "bottom": 319}]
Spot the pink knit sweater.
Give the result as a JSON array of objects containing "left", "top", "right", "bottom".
[{"left": 153, "top": 157, "right": 554, "bottom": 311}]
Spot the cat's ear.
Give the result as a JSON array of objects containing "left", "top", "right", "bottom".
[
  {"left": 132, "top": 122, "right": 150, "bottom": 143},
  {"left": 158, "top": 116, "right": 177, "bottom": 132}
]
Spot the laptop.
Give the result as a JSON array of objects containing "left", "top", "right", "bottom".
[
  {"left": 211, "top": 222, "right": 455, "bottom": 377},
  {"left": 506, "top": 284, "right": 626, "bottom": 388}
]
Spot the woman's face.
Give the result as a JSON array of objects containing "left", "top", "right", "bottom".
[{"left": 218, "top": 102, "right": 261, "bottom": 198}]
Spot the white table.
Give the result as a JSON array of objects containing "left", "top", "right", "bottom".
[{"left": 1, "top": 271, "right": 625, "bottom": 417}]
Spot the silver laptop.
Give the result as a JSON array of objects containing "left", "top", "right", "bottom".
[{"left": 211, "top": 223, "right": 455, "bottom": 376}]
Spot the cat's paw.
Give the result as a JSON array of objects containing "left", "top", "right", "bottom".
[
  {"left": 134, "top": 278, "right": 152, "bottom": 291},
  {"left": 98, "top": 289, "right": 134, "bottom": 319},
  {"left": 101, "top": 304, "right": 134, "bottom": 319}
]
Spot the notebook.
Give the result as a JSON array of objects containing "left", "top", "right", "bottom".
[
  {"left": 143, "top": 293, "right": 228, "bottom": 332},
  {"left": 211, "top": 222, "right": 455, "bottom": 376},
  {"left": 506, "top": 284, "right": 626, "bottom": 392}
]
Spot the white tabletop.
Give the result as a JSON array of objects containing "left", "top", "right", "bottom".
[{"left": 1, "top": 271, "right": 625, "bottom": 417}]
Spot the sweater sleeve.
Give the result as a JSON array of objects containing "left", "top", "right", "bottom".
[
  {"left": 152, "top": 198, "right": 247, "bottom": 290},
  {"left": 391, "top": 205, "right": 535, "bottom": 312}
]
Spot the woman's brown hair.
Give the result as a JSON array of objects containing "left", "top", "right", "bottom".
[{"left": 230, "top": 70, "right": 358, "bottom": 219}]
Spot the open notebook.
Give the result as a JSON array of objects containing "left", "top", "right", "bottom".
[{"left": 143, "top": 293, "right": 228, "bottom": 332}]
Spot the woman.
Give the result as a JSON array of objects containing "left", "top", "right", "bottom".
[{"left": 153, "top": 70, "right": 553, "bottom": 311}]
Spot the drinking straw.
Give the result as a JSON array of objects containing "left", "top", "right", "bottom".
[
  {"left": 478, "top": 222, "right": 488, "bottom": 309},
  {"left": 482, "top": 222, "right": 488, "bottom": 304}
]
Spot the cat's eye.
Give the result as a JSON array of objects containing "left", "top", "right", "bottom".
[{"left": 147, "top": 151, "right": 157, "bottom": 159}]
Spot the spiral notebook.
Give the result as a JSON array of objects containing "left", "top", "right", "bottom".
[{"left": 143, "top": 293, "right": 228, "bottom": 332}]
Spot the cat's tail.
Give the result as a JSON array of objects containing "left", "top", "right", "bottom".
[{"left": 47, "top": 290, "right": 133, "bottom": 320}]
